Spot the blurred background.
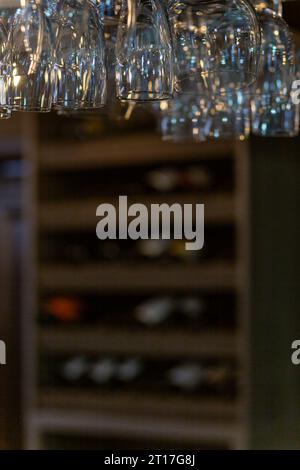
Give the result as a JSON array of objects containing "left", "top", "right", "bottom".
[
  {"left": 0, "top": 103, "right": 298, "bottom": 451},
  {"left": 0, "top": 1, "right": 299, "bottom": 451}
]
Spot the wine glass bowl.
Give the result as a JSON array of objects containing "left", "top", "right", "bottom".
[
  {"left": 207, "top": 91, "right": 251, "bottom": 140},
  {"left": 160, "top": 94, "right": 210, "bottom": 142},
  {"left": 169, "top": 0, "right": 261, "bottom": 95},
  {"left": 55, "top": 0, "right": 107, "bottom": 110},
  {"left": 6, "top": 0, "right": 55, "bottom": 112},
  {"left": 0, "top": 0, "right": 296, "bottom": 140},
  {"left": 115, "top": 0, "right": 174, "bottom": 102}
]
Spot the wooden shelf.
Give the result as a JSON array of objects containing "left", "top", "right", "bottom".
[
  {"left": 21, "top": 114, "right": 250, "bottom": 449},
  {"left": 40, "top": 135, "right": 234, "bottom": 171},
  {"left": 38, "top": 389, "right": 237, "bottom": 420},
  {"left": 39, "top": 262, "right": 236, "bottom": 293},
  {"left": 39, "top": 192, "right": 235, "bottom": 231},
  {"left": 39, "top": 327, "right": 237, "bottom": 358},
  {"left": 30, "top": 408, "right": 240, "bottom": 446}
]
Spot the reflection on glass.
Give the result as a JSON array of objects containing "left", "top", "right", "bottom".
[
  {"left": 160, "top": 94, "right": 211, "bottom": 143},
  {"left": 99, "top": 0, "right": 122, "bottom": 26},
  {"left": 7, "top": 0, "right": 54, "bottom": 112},
  {"left": 207, "top": 91, "right": 251, "bottom": 141},
  {"left": 55, "top": 0, "right": 107, "bottom": 110},
  {"left": 169, "top": 0, "right": 261, "bottom": 95},
  {"left": 168, "top": 0, "right": 213, "bottom": 95},
  {"left": 116, "top": 0, "right": 174, "bottom": 101}
]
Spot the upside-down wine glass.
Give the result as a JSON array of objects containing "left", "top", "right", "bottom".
[
  {"left": 115, "top": 0, "right": 174, "bottom": 101},
  {"left": 55, "top": 0, "right": 107, "bottom": 110},
  {"left": 6, "top": 0, "right": 55, "bottom": 112},
  {"left": 251, "top": 0, "right": 299, "bottom": 137}
]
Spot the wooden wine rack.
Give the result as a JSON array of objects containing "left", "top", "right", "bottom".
[{"left": 21, "top": 114, "right": 250, "bottom": 450}]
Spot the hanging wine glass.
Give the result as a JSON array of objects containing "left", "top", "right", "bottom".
[
  {"left": 159, "top": 1, "right": 212, "bottom": 142},
  {"left": 55, "top": 0, "right": 107, "bottom": 110},
  {"left": 169, "top": 0, "right": 261, "bottom": 95},
  {"left": 160, "top": 94, "right": 211, "bottom": 142},
  {"left": 165, "top": 1, "right": 213, "bottom": 141},
  {"left": 168, "top": 0, "right": 216, "bottom": 96},
  {"left": 208, "top": 0, "right": 261, "bottom": 93},
  {"left": 207, "top": 90, "right": 251, "bottom": 140},
  {"left": 6, "top": 0, "right": 55, "bottom": 112},
  {"left": 115, "top": 0, "right": 174, "bottom": 101},
  {"left": 251, "top": 0, "right": 299, "bottom": 137}
]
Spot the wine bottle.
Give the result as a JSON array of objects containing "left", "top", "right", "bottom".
[
  {"left": 59, "top": 355, "right": 90, "bottom": 386},
  {"left": 41, "top": 296, "right": 85, "bottom": 324},
  {"left": 134, "top": 297, "right": 175, "bottom": 327},
  {"left": 88, "top": 357, "right": 117, "bottom": 387},
  {"left": 167, "top": 361, "right": 236, "bottom": 395}
]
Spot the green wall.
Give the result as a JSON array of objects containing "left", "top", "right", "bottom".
[{"left": 250, "top": 136, "right": 300, "bottom": 449}]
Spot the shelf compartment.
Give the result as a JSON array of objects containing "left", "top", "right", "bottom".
[
  {"left": 38, "top": 389, "right": 237, "bottom": 420},
  {"left": 39, "top": 327, "right": 237, "bottom": 358},
  {"left": 40, "top": 135, "right": 234, "bottom": 171},
  {"left": 39, "top": 262, "right": 236, "bottom": 293},
  {"left": 30, "top": 408, "right": 240, "bottom": 447}
]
